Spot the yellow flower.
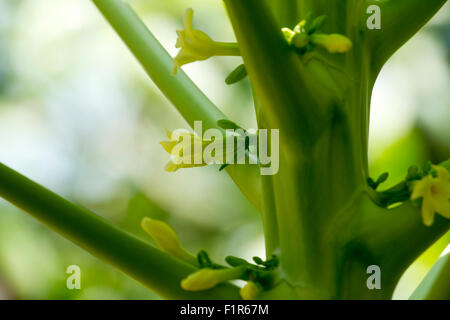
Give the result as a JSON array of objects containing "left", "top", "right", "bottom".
[
  {"left": 141, "top": 217, "right": 197, "bottom": 266},
  {"left": 173, "top": 9, "right": 240, "bottom": 74},
  {"left": 240, "top": 281, "right": 261, "bottom": 300},
  {"left": 181, "top": 267, "right": 246, "bottom": 291},
  {"left": 310, "top": 34, "right": 352, "bottom": 53},
  {"left": 161, "top": 128, "right": 242, "bottom": 172},
  {"left": 411, "top": 166, "right": 450, "bottom": 226},
  {"left": 281, "top": 27, "right": 295, "bottom": 43},
  {"left": 160, "top": 129, "right": 208, "bottom": 172}
]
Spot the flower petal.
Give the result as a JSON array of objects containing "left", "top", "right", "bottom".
[
  {"left": 411, "top": 177, "right": 432, "bottom": 200},
  {"left": 160, "top": 141, "right": 177, "bottom": 153},
  {"left": 421, "top": 197, "right": 435, "bottom": 227}
]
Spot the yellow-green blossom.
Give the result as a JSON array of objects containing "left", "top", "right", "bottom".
[
  {"left": 411, "top": 165, "right": 450, "bottom": 226},
  {"left": 141, "top": 217, "right": 197, "bottom": 266},
  {"left": 161, "top": 128, "right": 247, "bottom": 172},
  {"left": 281, "top": 27, "right": 296, "bottom": 43},
  {"left": 160, "top": 129, "right": 208, "bottom": 172},
  {"left": 181, "top": 267, "right": 246, "bottom": 291},
  {"left": 310, "top": 34, "right": 352, "bottom": 53},
  {"left": 173, "top": 8, "right": 240, "bottom": 74},
  {"left": 240, "top": 281, "right": 261, "bottom": 300}
]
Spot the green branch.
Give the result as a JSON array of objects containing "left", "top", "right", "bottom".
[
  {"left": 367, "top": 0, "right": 447, "bottom": 73},
  {"left": 0, "top": 162, "right": 240, "bottom": 299},
  {"left": 340, "top": 194, "right": 449, "bottom": 298},
  {"left": 224, "top": 0, "right": 326, "bottom": 147},
  {"left": 92, "top": 0, "right": 223, "bottom": 130},
  {"left": 92, "top": 0, "right": 261, "bottom": 210}
]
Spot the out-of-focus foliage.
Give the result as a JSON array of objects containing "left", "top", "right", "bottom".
[{"left": 0, "top": 0, "right": 448, "bottom": 299}]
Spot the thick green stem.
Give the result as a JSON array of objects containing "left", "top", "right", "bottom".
[
  {"left": 260, "top": 175, "right": 279, "bottom": 257},
  {"left": 224, "top": 0, "right": 326, "bottom": 149},
  {"left": 336, "top": 193, "right": 450, "bottom": 299},
  {"left": 0, "top": 162, "right": 240, "bottom": 299},
  {"left": 224, "top": 0, "right": 372, "bottom": 295}
]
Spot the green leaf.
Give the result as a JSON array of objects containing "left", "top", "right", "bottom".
[
  {"left": 225, "top": 64, "right": 248, "bottom": 85},
  {"left": 376, "top": 172, "right": 389, "bottom": 184},
  {"left": 197, "top": 250, "right": 212, "bottom": 267},
  {"left": 225, "top": 256, "right": 250, "bottom": 267},
  {"left": 307, "top": 15, "right": 328, "bottom": 34},
  {"left": 252, "top": 256, "right": 264, "bottom": 265}
]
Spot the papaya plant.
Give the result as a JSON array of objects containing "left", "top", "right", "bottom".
[{"left": 0, "top": 0, "right": 449, "bottom": 300}]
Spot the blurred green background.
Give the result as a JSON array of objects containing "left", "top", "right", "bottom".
[{"left": 0, "top": 0, "right": 448, "bottom": 300}]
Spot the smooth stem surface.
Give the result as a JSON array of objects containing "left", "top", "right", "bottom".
[
  {"left": 93, "top": 0, "right": 224, "bottom": 130},
  {"left": 410, "top": 252, "right": 450, "bottom": 300},
  {"left": 224, "top": 0, "right": 325, "bottom": 148},
  {"left": 0, "top": 162, "right": 240, "bottom": 299},
  {"left": 337, "top": 194, "right": 450, "bottom": 299},
  {"left": 213, "top": 42, "right": 240, "bottom": 56}
]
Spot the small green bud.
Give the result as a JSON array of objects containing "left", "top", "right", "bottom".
[
  {"left": 225, "top": 64, "right": 248, "bottom": 85},
  {"left": 226, "top": 256, "right": 250, "bottom": 267},
  {"left": 377, "top": 172, "right": 389, "bottom": 184},
  {"left": 252, "top": 256, "right": 264, "bottom": 265},
  {"left": 310, "top": 33, "right": 352, "bottom": 53}
]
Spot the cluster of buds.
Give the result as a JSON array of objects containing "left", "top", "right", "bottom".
[
  {"left": 141, "top": 217, "right": 274, "bottom": 299},
  {"left": 282, "top": 14, "right": 352, "bottom": 54},
  {"left": 141, "top": 217, "right": 277, "bottom": 300}
]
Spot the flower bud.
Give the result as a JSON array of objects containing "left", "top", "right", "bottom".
[
  {"left": 181, "top": 267, "right": 246, "bottom": 291},
  {"left": 310, "top": 34, "right": 352, "bottom": 53},
  {"left": 141, "top": 217, "right": 197, "bottom": 265}
]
